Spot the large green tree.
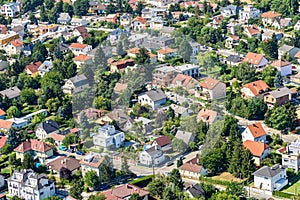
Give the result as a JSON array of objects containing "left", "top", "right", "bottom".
[
  {"left": 84, "top": 171, "right": 100, "bottom": 190},
  {"left": 32, "top": 42, "right": 48, "bottom": 62},
  {"left": 262, "top": 33, "right": 278, "bottom": 59},
  {"left": 178, "top": 39, "right": 193, "bottom": 62},
  {"left": 74, "top": 0, "right": 89, "bottom": 16}
]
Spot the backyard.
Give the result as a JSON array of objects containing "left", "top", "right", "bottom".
[{"left": 282, "top": 181, "right": 300, "bottom": 195}]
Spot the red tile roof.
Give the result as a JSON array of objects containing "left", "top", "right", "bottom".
[
  {"left": 14, "top": 139, "right": 52, "bottom": 153},
  {"left": 48, "top": 133, "right": 66, "bottom": 142},
  {"left": 26, "top": 61, "right": 42, "bottom": 73},
  {"left": 200, "top": 77, "right": 221, "bottom": 90},
  {"left": 132, "top": 16, "right": 147, "bottom": 24},
  {"left": 270, "top": 60, "right": 291, "bottom": 68},
  {"left": 0, "top": 136, "right": 7, "bottom": 149},
  {"left": 246, "top": 25, "right": 260, "bottom": 36},
  {"left": 179, "top": 162, "right": 203, "bottom": 173},
  {"left": 172, "top": 74, "right": 193, "bottom": 87},
  {"left": 243, "top": 140, "right": 270, "bottom": 157},
  {"left": 69, "top": 43, "right": 88, "bottom": 49},
  {"left": 243, "top": 52, "right": 265, "bottom": 65},
  {"left": 242, "top": 80, "right": 270, "bottom": 96},
  {"left": 153, "top": 135, "right": 171, "bottom": 147},
  {"left": 103, "top": 184, "right": 149, "bottom": 200},
  {"left": 156, "top": 47, "right": 176, "bottom": 55},
  {"left": 261, "top": 11, "right": 281, "bottom": 18},
  {"left": 73, "top": 54, "right": 92, "bottom": 61},
  {"left": 10, "top": 39, "right": 23, "bottom": 47},
  {"left": 0, "top": 119, "right": 13, "bottom": 130},
  {"left": 247, "top": 122, "right": 266, "bottom": 138},
  {"left": 0, "top": 109, "right": 5, "bottom": 116}
]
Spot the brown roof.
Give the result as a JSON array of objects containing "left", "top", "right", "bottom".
[
  {"left": 197, "top": 108, "right": 218, "bottom": 123},
  {"left": 247, "top": 122, "right": 266, "bottom": 138},
  {"left": 48, "top": 133, "right": 66, "bottom": 142},
  {"left": 156, "top": 47, "right": 176, "bottom": 55},
  {"left": 242, "top": 80, "right": 270, "bottom": 96},
  {"left": 0, "top": 109, "right": 6, "bottom": 116},
  {"left": 213, "top": 15, "right": 224, "bottom": 24},
  {"left": 26, "top": 61, "right": 42, "bottom": 73},
  {"left": 114, "top": 83, "right": 128, "bottom": 94},
  {"left": 132, "top": 16, "right": 147, "bottom": 24},
  {"left": 179, "top": 162, "right": 203, "bottom": 173},
  {"left": 14, "top": 139, "right": 52, "bottom": 153},
  {"left": 127, "top": 47, "right": 140, "bottom": 54},
  {"left": 69, "top": 43, "right": 88, "bottom": 49},
  {"left": 80, "top": 154, "right": 105, "bottom": 168},
  {"left": 153, "top": 135, "right": 171, "bottom": 147},
  {"left": 172, "top": 74, "right": 193, "bottom": 87},
  {"left": 10, "top": 39, "right": 23, "bottom": 47},
  {"left": 230, "top": 35, "right": 240, "bottom": 41},
  {"left": 243, "top": 52, "right": 265, "bottom": 65},
  {"left": 246, "top": 25, "right": 260, "bottom": 36},
  {"left": 261, "top": 11, "right": 281, "bottom": 18},
  {"left": 47, "top": 156, "right": 80, "bottom": 172},
  {"left": 73, "top": 54, "right": 92, "bottom": 61},
  {"left": 200, "top": 77, "right": 220, "bottom": 90},
  {"left": 0, "top": 119, "right": 13, "bottom": 130},
  {"left": 243, "top": 140, "right": 270, "bottom": 157},
  {"left": 103, "top": 184, "right": 149, "bottom": 200},
  {"left": 295, "top": 51, "right": 300, "bottom": 58},
  {"left": 270, "top": 60, "right": 291, "bottom": 68},
  {"left": 75, "top": 26, "right": 88, "bottom": 34},
  {"left": 0, "top": 136, "right": 6, "bottom": 149}
]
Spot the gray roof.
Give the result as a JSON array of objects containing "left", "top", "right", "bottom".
[
  {"left": 37, "top": 120, "right": 59, "bottom": 134},
  {"left": 187, "top": 184, "right": 205, "bottom": 198},
  {"left": 279, "top": 44, "right": 294, "bottom": 52},
  {"left": 69, "top": 74, "right": 89, "bottom": 88},
  {"left": 175, "top": 130, "right": 195, "bottom": 145},
  {"left": 58, "top": 13, "right": 70, "bottom": 21},
  {"left": 161, "top": 26, "right": 175, "bottom": 34},
  {"left": 253, "top": 164, "right": 286, "bottom": 178},
  {"left": 266, "top": 87, "right": 291, "bottom": 98},
  {"left": 227, "top": 55, "right": 242, "bottom": 63},
  {"left": 145, "top": 146, "right": 162, "bottom": 156},
  {"left": 0, "top": 86, "right": 20, "bottom": 99},
  {"left": 143, "top": 89, "right": 167, "bottom": 102}
]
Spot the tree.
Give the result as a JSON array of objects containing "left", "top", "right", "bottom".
[
  {"left": 135, "top": 1, "right": 144, "bottom": 15},
  {"left": 121, "top": 157, "right": 131, "bottom": 174},
  {"left": 84, "top": 171, "right": 100, "bottom": 190},
  {"left": 63, "top": 2, "right": 74, "bottom": 16},
  {"left": 262, "top": 33, "right": 278, "bottom": 59},
  {"left": 88, "top": 193, "right": 106, "bottom": 200},
  {"left": 178, "top": 39, "right": 192, "bottom": 62},
  {"left": 60, "top": 168, "right": 72, "bottom": 180},
  {"left": 40, "top": 5, "right": 48, "bottom": 22},
  {"left": 74, "top": 0, "right": 89, "bottom": 16},
  {"left": 129, "top": 193, "right": 143, "bottom": 200},
  {"left": 148, "top": 178, "right": 165, "bottom": 199},
  {"left": 22, "top": 153, "right": 35, "bottom": 169},
  {"left": 20, "top": 88, "right": 36, "bottom": 104},
  {"left": 105, "top": 3, "right": 117, "bottom": 14},
  {"left": 274, "top": 72, "right": 283, "bottom": 88},
  {"left": 94, "top": 46, "right": 108, "bottom": 69},
  {"left": 212, "top": 192, "right": 239, "bottom": 200},
  {"left": 135, "top": 47, "right": 150, "bottom": 64},
  {"left": 162, "top": 187, "right": 177, "bottom": 200},
  {"left": 11, "top": 196, "right": 23, "bottom": 200},
  {"left": 93, "top": 96, "right": 110, "bottom": 110},
  {"left": 55, "top": 0, "right": 63, "bottom": 13},
  {"left": 172, "top": 138, "right": 188, "bottom": 152},
  {"left": 197, "top": 52, "right": 215, "bottom": 74},
  {"left": 262, "top": 65, "right": 277, "bottom": 86},
  {"left": 32, "top": 42, "right": 48, "bottom": 62},
  {"left": 6, "top": 106, "right": 21, "bottom": 118},
  {"left": 70, "top": 178, "right": 84, "bottom": 200},
  {"left": 63, "top": 134, "right": 79, "bottom": 147},
  {"left": 44, "top": 196, "right": 63, "bottom": 200},
  {"left": 116, "top": 41, "right": 126, "bottom": 56},
  {"left": 168, "top": 169, "right": 184, "bottom": 190}
]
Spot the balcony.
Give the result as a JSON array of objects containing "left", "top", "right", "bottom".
[{"left": 274, "top": 178, "right": 288, "bottom": 191}]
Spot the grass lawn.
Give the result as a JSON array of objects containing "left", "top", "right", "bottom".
[
  {"left": 282, "top": 181, "right": 300, "bottom": 195},
  {"left": 1, "top": 166, "right": 10, "bottom": 174},
  {"left": 212, "top": 172, "right": 246, "bottom": 182}
]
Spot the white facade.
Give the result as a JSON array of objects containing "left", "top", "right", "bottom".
[
  {"left": 8, "top": 169, "right": 55, "bottom": 200},
  {"left": 138, "top": 90, "right": 167, "bottom": 110},
  {"left": 69, "top": 45, "right": 92, "bottom": 56},
  {"left": 239, "top": 6, "right": 261, "bottom": 21},
  {"left": 1, "top": 3, "right": 20, "bottom": 17},
  {"left": 93, "top": 125, "right": 125, "bottom": 149},
  {"left": 242, "top": 127, "right": 267, "bottom": 143},
  {"left": 139, "top": 146, "right": 165, "bottom": 166},
  {"left": 174, "top": 64, "right": 200, "bottom": 78}
]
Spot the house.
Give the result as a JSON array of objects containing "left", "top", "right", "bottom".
[
  {"left": 171, "top": 74, "right": 198, "bottom": 90},
  {"left": 103, "top": 184, "right": 149, "bottom": 200},
  {"left": 131, "top": 16, "right": 147, "bottom": 31},
  {"left": 196, "top": 77, "right": 226, "bottom": 100},
  {"left": 0, "top": 109, "right": 5, "bottom": 119},
  {"left": 0, "top": 120, "right": 12, "bottom": 132},
  {"left": 70, "top": 18, "right": 88, "bottom": 26},
  {"left": 223, "top": 54, "right": 243, "bottom": 66},
  {"left": 291, "top": 72, "right": 300, "bottom": 84},
  {"left": 105, "top": 13, "right": 118, "bottom": 24},
  {"left": 129, "top": 33, "right": 148, "bottom": 47},
  {"left": 38, "top": 60, "right": 53, "bottom": 77},
  {"left": 152, "top": 65, "right": 178, "bottom": 87},
  {"left": 239, "top": 5, "right": 261, "bottom": 21},
  {"left": 14, "top": 139, "right": 54, "bottom": 162},
  {"left": 225, "top": 35, "right": 240, "bottom": 49},
  {"left": 156, "top": 47, "right": 177, "bottom": 62},
  {"left": 73, "top": 26, "right": 88, "bottom": 37},
  {"left": 73, "top": 54, "right": 93, "bottom": 67},
  {"left": 243, "top": 140, "right": 271, "bottom": 166},
  {"left": 36, "top": 120, "right": 60, "bottom": 140},
  {"left": 261, "top": 11, "right": 281, "bottom": 26},
  {"left": 253, "top": 164, "right": 288, "bottom": 191},
  {"left": 175, "top": 130, "right": 195, "bottom": 145},
  {"left": 0, "top": 136, "right": 6, "bottom": 149},
  {"left": 0, "top": 86, "right": 21, "bottom": 100},
  {"left": 221, "top": 5, "right": 238, "bottom": 17},
  {"left": 294, "top": 20, "right": 300, "bottom": 31},
  {"left": 138, "top": 89, "right": 167, "bottom": 109},
  {"left": 0, "top": 2, "right": 20, "bottom": 17},
  {"left": 186, "top": 184, "right": 206, "bottom": 199},
  {"left": 211, "top": 15, "right": 224, "bottom": 28},
  {"left": 108, "top": 29, "right": 129, "bottom": 45},
  {"left": 243, "top": 52, "right": 268, "bottom": 69},
  {"left": 242, "top": 122, "right": 267, "bottom": 143},
  {"left": 80, "top": 153, "right": 112, "bottom": 177},
  {"left": 262, "top": 30, "right": 283, "bottom": 41},
  {"left": 170, "top": 104, "right": 193, "bottom": 117},
  {"left": 69, "top": 43, "right": 92, "bottom": 56},
  {"left": 57, "top": 13, "right": 71, "bottom": 24},
  {"left": 11, "top": 25, "right": 24, "bottom": 38},
  {"left": 282, "top": 140, "right": 300, "bottom": 171},
  {"left": 278, "top": 44, "right": 300, "bottom": 60},
  {"left": 25, "top": 61, "right": 42, "bottom": 77},
  {"left": 197, "top": 108, "right": 222, "bottom": 124},
  {"left": 8, "top": 169, "right": 55, "bottom": 200},
  {"left": 0, "top": 60, "right": 8, "bottom": 72},
  {"left": 98, "top": 109, "right": 132, "bottom": 130},
  {"left": 244, "top": 25, "right": 261, "bottom": 38},
  {"left": 62, "top": 74, "right": 89, "bottom": 94},
  {"left": 93, "top": 125, "right": 125, "bottom": 149},
  {"left": 241, "top": 80, "right": 270, "bottom": 98},
  {"left": 139, "top": 145, "right": 165, "bottom": 166},
  {"left": 151, "top": 135, "right": 172, "bottom": 152},
  {"left": 6, "top": 39, "right": 23, "bottom": 55},
  {"left": 47, "top": 156, "right": 81, "bottom": 178},
  {"left": 88, "top": 1, "right": 106, "bottom": 14},
  {"left": 179, "top": 157, "right": 207, "bottom": 179},
  {"left": 149, "top": 17, "right": 164, "bottom": 30},
  {"left": 109, "top": 59, "right": 134, "bottom": 73},
  {"left": 272, "top": 18, "right": 292, "bottom": 30},
  {"left": 174, "top": 64, "right": 200, "bottom": 78},
  {"left": 120, "top": 13, "right": 132, "bottom": 27},
  {"left": 134, "top": 117, "right": 153, "bottom": 134},
  {"left": 48, "top": 133, "right": 66, "bottom": 146},
  {"left": 189, "top": 41, "right": 201, "bottom": 56},
  {"left": 264, "top": 87, "right": 292, "bottom": 108},
  {"left": 75, "top": 108, "right": 105, "bottom": 123}
]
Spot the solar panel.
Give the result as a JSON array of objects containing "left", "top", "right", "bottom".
[{"left": 92, "top": 158, "right": 100, "bottom": 164}]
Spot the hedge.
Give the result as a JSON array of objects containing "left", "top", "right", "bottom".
[
  {"left": 199, "top": 176, "right": 250, "bottom": 186},
  {"left": 129, "top": 175, "right": 154, "bottom": 188},
  {"left": 273, "top": 190, "right": 295, "bottom": 199}
]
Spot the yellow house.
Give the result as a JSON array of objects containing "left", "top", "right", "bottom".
[{"left": 14, "top": 139, "right": 53, "bottom": 162}]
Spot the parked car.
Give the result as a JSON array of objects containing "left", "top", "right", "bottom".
[
  {"left": 76, "top": 151, "right": 85, "bottom": 155},
  {"left": 58, "top": 145, "right": 67, "bottom": 151},
  {"left": 166, "top": 162, "right": 174, "bottom": 167}
]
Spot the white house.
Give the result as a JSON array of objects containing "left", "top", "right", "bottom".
[
  {"left": 239, "top": 5, "right": 261, "bottom": 21},
  {"left": 294, "top": 20, "right": 300, "bottom": 30},
  {"left": 57, "top": 13, "right": 71, "bottom": 24},
  {"left": 179, "top": 158, "right": 207, "bottom": 179},
  {"left": 36, "top": 120, "right": 60, "bottom": 140},
  {"left": 242, "top": 122, "right": 267, "bottom": 143},
  {"left": 270, "top": 60, "right": 292, "bottom": 76},
  {"left": 174, "top": 64, "right": 200, "bottom": 78},
  {"left": 38, "top": 60, "right": 53, "bottom": 77},
  {"left": 1, "top": 2, "right": 20, "bottom": 17},
  {"left": 243, "top": 52, "right": 268, "bottom": 69},
  {"left": 80, "top": 153, "right": 112, "bottom": 177},
  {"left": 156, "top": 47, "right": 177, "bottom": 62},
  {"left": 278, "top": 44, "right": 300, "bottom": 60},
  {"left": 253, "top": 164, "right": 288, "bottom": 191},
  {"left": 5, "top": 39, "right": 23, "bottom": 55},
  {"left": 138, "top": 89, "right": 167, "bottom": 110},
  {"left": 8, "top": 169, "right": 55, "bottom": 200},
  {"left": 93, "top": 125, "right": 125, "bottom": 149},
  {"left": 69, "top": 43, "right": 92, "bottom": 56},
  {"left": 221, "top": 5, "right": 238, "bottom": 17},
  {"left": 70, "top": 18, "right": 88, "bottom": 26},
  {"left": 196, "top": 77, "right": 226, "bottom": 100},
  {"left": 241, "top": 80, "right": 270, "bottom": 98},
  {"left": 131, "top": 16, "right": 147, "bottom": 31},
  {"left": 139, "top": 145, "right": 165, "bottom": 166},
  {"left": 62, "top": 74, "right": 89, "bottom": 94},
  {"left": 282, "top": 140, "right": 300, "bottom": 172}
]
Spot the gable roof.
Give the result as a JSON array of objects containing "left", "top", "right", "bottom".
[
  {"left": 0, "top": 119, "right": 13, "bottom": 130},
  {"left": 265, "top": 87, "right": 291, "bottom": 99},
  {"left": 243, "top": 52, "right": 265, "bottom": 65},
  {"left": 69, "top": 43, "right": 88, "bottom": 49},
  {"left": 47, "top": 156, "right": 80, "bottom": 172},
  {"left": 14, "top": 139, "right": 52, "bottom": 153},
  {"left": 132, "top": 16, "right": 147, "bottom": 24},
  {"left": 153, "top": 135, "right": 171, "bottom": 147},
  {"left": 37, "top": 120, "right": 59, "bottom": 134},
  {"left": 142, "top": 89, "right": 167, "bottom": 102},
  {"left": 200, "top": 77, "right": 221, "bottom": 90},
  {"left": 74, "top": 26, "right": 88, "bottom": 34},
  {"left": 197, "top": 108, "right": 218, "bottom": 123},
  {"left": 73, "top": 54, "right": 92, "bottom": 61},
  {"left": 186, "top": 184, "right": 205, "bottom": 198},
  {"left": 0, "top": 136, "right": 7, "bottom": 149},
  {"left": 179, "top": 162, "right": 203, "bottom": 173},
  {"left": 156, "top": 47, "right": 177, "bottom": 55},
  {"left": 253, "top": 164, "right": 286, "bottom": 178},
  {"left": 103, "top": 184, "right": 149, "bottom": 199},
  {"left": 69, "top": 74, "right": 88, "bottom": 88},
  {"left": 245, "top": 25, "right": 260, "bottom": 36},
  {"left": 242, "top": 80, "right": 270, "bottom": 96},
  {"left": 247, "top": 122, "right": 266, "bottom": 138},
  {"left": 270, "top": 60, "right": 291, "bottom": 68},
  {"left": 279, "top": 44, "right": 294, "bottom": 52},
  {"left": 0, "top": 109, "right": 6, "bottom": 116},
  {"left": 10, "top": 39, "right": 23, "bottom": 48},
  {"left": 26, "top": 61, "right": 42, "bottom": 73},
  {"left": 175, "top": 130, "right": 194, "bottom": 145},
  {"left": 172, "top": 74, "right": 194, "bottom": 87},
  {"left": 48, "top": 133, "right": 66, "bottom": 142},
  {"left": 0, "top": 86, "right": 21, "bottom": 99},
  {"left": 261, "top": 11, "right": 281, "bottom": 18},
  {"left": 243, "top": 140, "right": 270, "bottom": 157}
]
